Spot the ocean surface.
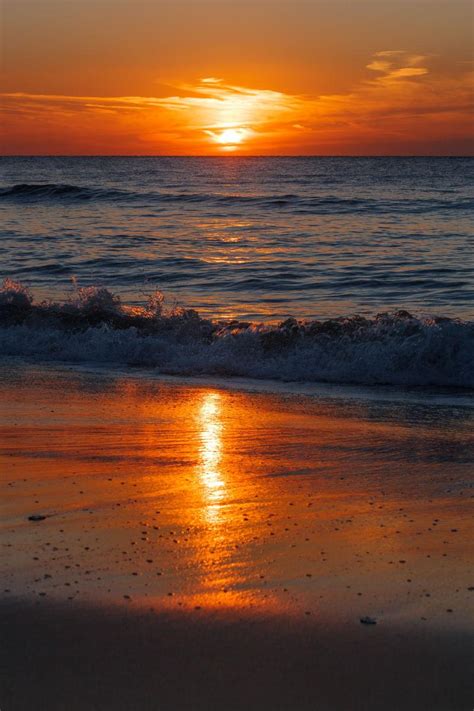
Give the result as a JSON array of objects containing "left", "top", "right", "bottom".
[{"left": 0, "top": 156, "right": 473, "bottom": 387}]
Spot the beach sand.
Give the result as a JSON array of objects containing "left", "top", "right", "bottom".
[{"left": 1, "top": 361, "right": 473, "bottom": 710}]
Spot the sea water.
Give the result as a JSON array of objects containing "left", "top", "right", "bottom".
[{"left": 0, "top": 156, "right": 472, "bottom": 387}]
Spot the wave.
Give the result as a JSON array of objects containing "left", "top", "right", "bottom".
[
  {"left": 0, "top": 280, "right": 472, "bottom": 388},
  {"left": 1, "top": 183, "right": 472, "bottom": 214},
  {"left": 0, "top": 183, "right": 126, "bottom": 201}
]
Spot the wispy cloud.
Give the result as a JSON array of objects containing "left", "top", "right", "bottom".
[
  {"left": 366, "top": 51, "right": 429, "bottom": 81},
  {"left": 1, "top": 50, "right": 473, "bottom": 154}
]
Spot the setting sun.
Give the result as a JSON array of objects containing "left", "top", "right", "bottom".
[{"left": 212, "top": 127, "right": 249, "bottom": 148}]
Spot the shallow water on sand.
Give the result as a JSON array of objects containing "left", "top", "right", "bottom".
[{"left": 1, "top": 363, "right": 473, "bottom": 628}]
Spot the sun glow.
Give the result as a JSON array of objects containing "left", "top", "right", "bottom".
[
  {"left": 215, "top": 127, "right": 248, "bottom": 145},
  {"left": 206, "top": 126, "right": 250, "bottom": 151}
]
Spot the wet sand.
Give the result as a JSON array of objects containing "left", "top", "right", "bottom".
[
  {"left": 2, "top": 599, "right": 473, "bottom": 711},
  {"left": 1, "top": 361, "right": 473, "bottom": 710}
]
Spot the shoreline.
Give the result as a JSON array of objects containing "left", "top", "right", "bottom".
[{"left": 2, "top": 354, "right": 474, "bottom": 405}]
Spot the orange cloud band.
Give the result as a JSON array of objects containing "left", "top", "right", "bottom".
[{"left": 1, "top": 51, "right": 473, "bottom": 155}]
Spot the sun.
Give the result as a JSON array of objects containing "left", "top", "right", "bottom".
[
  {"left": 214, "top": 128, "right": 247, "bottom": 145},
  {"left": 205, "top": 126, "right": 250, "bottom": 150}
]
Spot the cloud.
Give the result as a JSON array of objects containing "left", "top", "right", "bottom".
[
  {"left": 1, "top": 50, "right": 473, "bottom": 154},
  {"left": 200, "top": 77, "right": 223, "bottom": 85},
  {"left": 366, "top": 50, "right": 429, "bottom": 83}
]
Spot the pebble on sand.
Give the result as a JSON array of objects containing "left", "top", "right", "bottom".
[
  {"left": 28, "top": 515, "right": 47, "bottom": 522},
  {"left": 360, "top": 616, "right": 377, "bottom": 625}
]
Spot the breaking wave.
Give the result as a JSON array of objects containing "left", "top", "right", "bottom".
[
  {"left": 1, "top": 183, "right": 472, "bottom": 214},
  {"left": 0, "top": 279, "right": 472, "bottom": 388}
]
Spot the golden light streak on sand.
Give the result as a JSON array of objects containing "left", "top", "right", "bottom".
[{"left": 197, "top": 391, "right": 225, "bottom": 522}]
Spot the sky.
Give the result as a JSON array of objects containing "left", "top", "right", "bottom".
[{"left": 1, "top": 0, "right": 473, "bottom": 155}]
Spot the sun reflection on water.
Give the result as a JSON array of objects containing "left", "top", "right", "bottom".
[{"left": 198, "top": 392, "right": 225, "bottom": 523}]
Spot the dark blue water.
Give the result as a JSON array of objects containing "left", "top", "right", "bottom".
[{"left": 1, "top": 156, "right": 472, "bottom": 320}]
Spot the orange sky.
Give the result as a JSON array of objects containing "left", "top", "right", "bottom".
[{"left": 1, "top": 0, "right": 473, "bottom": 155}]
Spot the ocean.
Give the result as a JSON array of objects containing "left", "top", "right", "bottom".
[{"left": 0, "top": 156, "right": 473, "bottom": 387}]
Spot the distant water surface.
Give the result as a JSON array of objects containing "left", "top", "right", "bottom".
[{"left": 1, "top": 156, "right": 472, "bottom": 321}]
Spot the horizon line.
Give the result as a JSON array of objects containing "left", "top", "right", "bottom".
[{"left": 1, "top": 154, "right": 473, "bottom": 159}]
